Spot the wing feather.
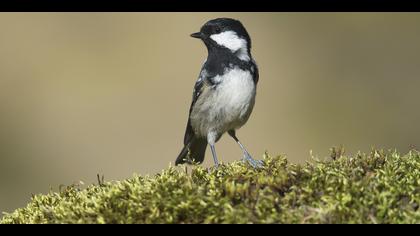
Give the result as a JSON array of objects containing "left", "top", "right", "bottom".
[{"left": 183, "top": 73, "right": 207, "bottom": 145}]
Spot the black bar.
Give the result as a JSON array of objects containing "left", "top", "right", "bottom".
[{"left": 1, "top": 0, "right": 419, "bottom": 12}]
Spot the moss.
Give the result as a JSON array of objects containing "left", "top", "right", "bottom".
[{"left": 2, "top": 149, "right": 420, "bottom": 224}]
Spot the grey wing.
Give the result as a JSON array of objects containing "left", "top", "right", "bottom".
[{"left": 183, "top": 76, "right": 206, "bottom": 145}]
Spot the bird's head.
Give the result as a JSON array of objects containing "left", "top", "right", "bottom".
[{"left": 191, "top": 18, "right": 252, "bottom": 61}]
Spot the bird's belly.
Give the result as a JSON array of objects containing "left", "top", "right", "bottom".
[{"left": 190, "top": 69, "right": 256, "bottom": 140}]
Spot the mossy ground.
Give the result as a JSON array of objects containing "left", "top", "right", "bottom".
[{"left": 1, "top": 149, "right": 420, "bottom": 224}]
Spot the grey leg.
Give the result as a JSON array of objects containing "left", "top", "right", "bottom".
[
  {"left": 210, "top": 144, "right": 219, "bottom": 167},
  {"left": 228, "top": 130, "right": 263, "bottom": 168}
]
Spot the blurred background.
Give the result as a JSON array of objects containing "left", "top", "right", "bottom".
[{"left": 0, "top": 13, "right": 419, "bottom": 214}]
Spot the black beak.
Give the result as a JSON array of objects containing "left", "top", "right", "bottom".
[{"left": 190, "top": 32, "right": 203, "bottom": 39}]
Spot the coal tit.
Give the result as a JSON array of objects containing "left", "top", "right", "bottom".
[{"left": 176, "top": 18, "right": 263, "bottom": 168}]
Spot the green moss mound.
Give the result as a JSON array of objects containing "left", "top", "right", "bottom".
[{"left": 2, "top": 150, "right": 420, "bottom": 224}]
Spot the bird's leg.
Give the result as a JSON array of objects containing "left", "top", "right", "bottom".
[
  {"left": 209, "top": 144, "right": 219, "bottom": 167},
  {"left": 228, "top": 130, "right": 263, "bottom": 168},
  {"left": 207, "top": 132, "right": 220, "bottom": 168}
]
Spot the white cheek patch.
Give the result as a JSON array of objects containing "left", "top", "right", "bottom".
[
  {"left": 210, "top": 31, "right": 250, "bottom": 61},
  {"left": 210, "top": 31, "right": 246, "bottom": 51}
]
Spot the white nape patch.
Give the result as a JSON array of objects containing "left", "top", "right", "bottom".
[
  {"left": 236, "top": 48, "right": 250, "bottom": 61},
  {"left": 210, "top": 31, "right": 250, "bottom": 61}
]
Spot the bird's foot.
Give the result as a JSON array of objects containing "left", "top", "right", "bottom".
[
  {"left": 208, "top": 163, "right": 220, "bottom": 173},
  {"left": 241, "top": 152, "right": 264, "bottom": 168}
]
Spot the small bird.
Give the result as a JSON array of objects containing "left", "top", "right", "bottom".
[{"left": 175, "top": 18, "right": 263, "bottom": 168}]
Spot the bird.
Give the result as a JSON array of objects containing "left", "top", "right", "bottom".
[{"left": 175, "top": 18, "right": 263, "bottom": 168}]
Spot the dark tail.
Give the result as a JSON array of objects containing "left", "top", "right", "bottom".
[{"left": 175, "top": 138, "right": 207, "bottom": 165}]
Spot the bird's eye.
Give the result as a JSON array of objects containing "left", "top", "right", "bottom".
[{"left": 214, "top": 27, "right": 221, "bottom": 34}]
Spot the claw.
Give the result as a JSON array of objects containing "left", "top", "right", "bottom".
[{"left": 242, "top": 152, "right": 264, "bottom": 168}]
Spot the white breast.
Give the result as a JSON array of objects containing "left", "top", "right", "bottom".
[
  {"left": 213, "top": 68, "right": 255, "bottom": 116},
  {"left": 190, "top": 67, "right": 256, "bottom": 141}
]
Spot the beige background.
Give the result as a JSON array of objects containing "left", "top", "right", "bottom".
[{"left": 1, "top": 13, "right": 419, "bottom": 214}]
